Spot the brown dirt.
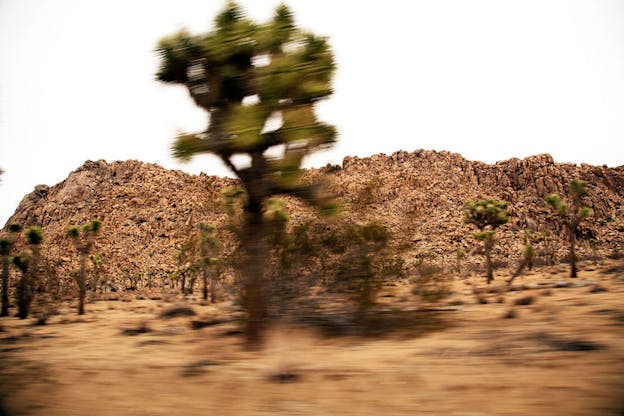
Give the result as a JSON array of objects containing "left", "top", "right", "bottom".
[{"left": 1, "top": 260, "right": 624, "bottom": 416}]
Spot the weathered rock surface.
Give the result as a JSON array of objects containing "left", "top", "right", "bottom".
[{"left": 4, "top": 151, "right": 624, "bottom": 284}]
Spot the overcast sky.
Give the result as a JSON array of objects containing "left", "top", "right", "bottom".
[{"left": 1, "top": 0, "right": 623, "bottom": 226}]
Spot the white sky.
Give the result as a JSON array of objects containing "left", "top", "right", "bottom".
[{"left": 1, "top": 0, "right": 623, "bottom": 226}]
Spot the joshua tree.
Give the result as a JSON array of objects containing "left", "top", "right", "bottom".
[
  {"left": 197, "top": 223, "right": 221, "bottom": 302},
  {"left": 156, "top": 2, "right": 337, "bottom": 346},
  {"left": 463, "top": 199, "right": 510, "bottom": 284},
  {"left": 67, "top": 220, "right": 101, "bottom": 314},
  {"left": 12, "top": 254, "right": 30, "bottom": 319},
  {"left": 1, "top": 223, "right": 22, "bottom": 317},
  {"left": 546, "top": 180, "right": 592, "bottom": 278},
  {"left": 25, "top": 226, "right": 43, "bottom": 311}
]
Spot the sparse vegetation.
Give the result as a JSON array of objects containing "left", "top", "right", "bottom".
[{"left": 508, "top": 230, "right": 537, "bottom": 285}]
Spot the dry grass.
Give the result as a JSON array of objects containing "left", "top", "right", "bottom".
[{"left": 1, "top": 260, "right": 623, "bottom": 415}]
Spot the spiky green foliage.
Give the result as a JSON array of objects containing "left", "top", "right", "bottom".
[
  {"left": 11, "top": 254, "right": 29, "bottom": 273},
  {"left": 8, "top": 223, "right": 22, "bottom": 233},
  {"left": 67, "top": 226, "right": 80, "bottom": 239},
  {"left": 156, "top": 1, "right": 337, "bottom": 347},
  {"left": 463, "top": 199, "right": 510, "bottom": 284},
  {"left": 25, "top": 226, "right": 44, "bottom": 246},
  {"left": 157, "top": 1, "right": 336, "bottom": 203},
  {"left": 545, "top": 180, "right": 592, "bottom": 277},
  {"left": 463, "top": 199, "right": 510, "bottom": 231}
]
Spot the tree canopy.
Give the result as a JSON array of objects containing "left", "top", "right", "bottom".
[{"left": 156, "top": 1, "right": 336, "bottom": 207}]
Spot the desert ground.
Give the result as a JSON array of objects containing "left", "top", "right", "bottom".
[{"left": 1, "top": 260, "right": 623, "bottom": 416}]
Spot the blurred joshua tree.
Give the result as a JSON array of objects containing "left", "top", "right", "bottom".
[
  {"left": 12, "top": 226, "right": 44, "bottom": 319},
  {"left": 463, "top": 199, "right": 510, "bottom": 284},
  {"left": 0, "top": 223, "right": 22, "bottom": 317},
  {"left": 545, "top": 180, "right": 592, "bottom": 278},
  {"left": 156, "top": 1, "right": 337, "bottom": 346},
  {"left": 12, "top": 255, "right": 30, "bottom": 319},
  {"left": 67, "top": 220, "right": 101, "bottom": 315},
  {"left": 197, "top": 223, "right": 221, "bottom": 302}
]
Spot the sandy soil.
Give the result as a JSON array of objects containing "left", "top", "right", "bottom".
[{"left": 1, "top": 260, "right": 623, "bottom": 416}]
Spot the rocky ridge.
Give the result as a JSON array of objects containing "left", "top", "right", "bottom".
[{"left": 4, "top": 151, "right": 624, "bottom": 285}]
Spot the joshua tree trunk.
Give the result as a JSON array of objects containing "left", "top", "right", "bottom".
[
  {"left": 1, "top": 255, "right": 9, "bottom": 317},
  {"left": 78, "top": 251, "right": 87, "bottom": 315},
  {"left": 16, "top": 272, "right": 31, "bottom": 319},
  {"left": 484, "top": 236, "right": 494, "bottom": 284},
  {"left": 180, "top": 272, "right": 186, "bottom": 294},
  {"left": 485, "top": 250, "right": 493, "bottom": 284},
  {"left": 202, "top": 264, "right": 208, "bottom": 302},
  {"left": 241, "top": 200, "right": 268, "bottom": 348},
  {"left": 569, "top": 225, "right": 577, "bottom": 278}
]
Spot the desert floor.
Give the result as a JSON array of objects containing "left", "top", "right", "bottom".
[{"left": 1, "top": 260, "right": 623, "bottom": 416}]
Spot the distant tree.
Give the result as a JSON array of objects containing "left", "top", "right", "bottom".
[
  {"left": 67, "top": 220, "right": 101, "bottom": 314},
  {"left": 156, "top": 2, "right": 337, "bottom": 346},
  {"left": 545, "top": 180, "right": 592, "bottom": 278},
  {"left": 25, "top": 226, "right": 43, "bottom": 308},
  {"left": 0, "top": 223, "right": 22, "bottom": 316},
  {"left": 463, "top": 199, "right": 510, "bottom": 284},
  {"left": 197, "top": 223, "right": 221, "bottom": 302}
]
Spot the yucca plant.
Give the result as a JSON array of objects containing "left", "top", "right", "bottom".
[
  {"left": 13, "top": 226, "right": 45, "bottom": 319},
  {"left": 156, "top": 1, "right": 337, "bottom": 347},
  {"left": 545, "top": 180, "right": 592, "bottom": 278},
  {"left": 67, "top": 220, "right": 101, "bottom": 314},
  {"left": 463, "top": 199, "right": 510, "bottom": 284}
]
